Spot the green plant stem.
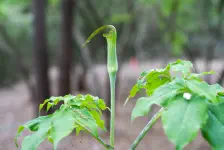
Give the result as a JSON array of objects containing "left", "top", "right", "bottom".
[
  {"left": 83, "top": 25, "right": 117, "bottom": 149},
  {"left": 109, "top": 74, "right": 116, "bottom": 149},
  {"left": 86, "top": 129, "right": 113, "bottom": 149},
  {"left": 95, "top": 135, "right": 113, "bottom": 149},
  {"left": 129, "top": 108, "right": 165, "bottom": 150}
]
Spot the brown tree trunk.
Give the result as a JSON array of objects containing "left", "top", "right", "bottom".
[
  {"left": 217, "top": 68, "right": 224, "bottom": 85},
  {"left": 32, "top": 0, "right": 50, "bottom": 113},
  {"left": 57, "top": 0, "right": 75, "bottom": 95}
]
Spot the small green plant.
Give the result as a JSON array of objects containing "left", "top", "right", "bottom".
[
  {"left": 15, "top": 94, "right": 112, "bottom": 150},
  {"left": 15, "top": 25, "right": 117, "bottom": 150},
  {"left": 15, "top": 25, "right": 224, "bottom": 150},
  {"left": 126, "top": 59, "right": 224, "bottom": 150},
  {"left": 83, "top": 25, "right": 118, "bottom": 149}
]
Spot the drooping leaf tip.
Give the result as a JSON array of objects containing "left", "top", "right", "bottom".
[
  {"left": 124, "top": 97, "right": 130, "bottom": 106},
  {"left": 82, "top": 25, "right": 116, "bottom": 49},
  {"left": 82, "top": 40, "right": 90, "bottom": 48},
  {"left": 14, "top": 137, "right": 19, "bottom": 148},
  {"left": 106, "top": 107, "right": 111, "bottom": 111}
]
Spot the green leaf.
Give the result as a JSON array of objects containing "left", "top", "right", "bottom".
[
  {"left": 186, "top": 80, "right": 224, "bottom": 104},
  {"left": 15, "top": 94, "right": 108, "bottom": 150},
  {"left": 59, "top": 94, "right": 74, "bottom": 104},
  {"left": 131, "top": 78, "right": 185, "bottom": 120},
  {"left": 49, "top": 106, "right": 76, "bottom": 149},
  {"left": 169, "top": 59, "right": 193, "bottom": 77},
  {"left": 128, "top": 59, "right": 224, "bottom": 149},
  {"left": 72, "top": 107, "right": 99, "bottom": 137},
  {"left": 75, "top": 125, "right": 83, "bottom": 136},
  {"left": 15, "top": 126, "right": 24, "bottom": 147},
  {"left": 47, "top": 102, "right": 53, "bottom": 112},
  {"left": 39, "top": 96, "right": 63, "bottom": 113},
  {"left": 217, "top": 92, "right": 224, "bottom": 103},
  {"left": 131, "top": 97, "right": 154, "bottom": 120},
  {"left": 187, "top": 71, "right": 215, "bottom": 81},
  {"left": 154, "top": 78, "right": 186, "bottom": 106},
  {"left": 39, "top": 99, "right": 49, "bottom": 112},
  {"left": 162, "top": 95, "right": 208, "bottom": 150},
  {"left": 202, "top": 103, "right": 224, "bottom": 150},
  {"left": 90, "top": 109, "right": 106, "bottom": 130},
  {"left": 15, "top": 115, "right": 51, "bottom": 147},
  {"left": 127, "top": 60, "right": 194, "bottom": 104},
  {"left": 144, "top": 68, "right": 171, "bottom": 95},
  {"left": 97, "top": 99, "right": 107, "bottom": 110},
  {"left": 21, "top": 117, "right": 52, "bottom": 150},
  {"left": 126, "top": 84, "right": 140, "bottom": 102},
  {"left": 126, "top": 66, "right": 171, "bottom": 104}
]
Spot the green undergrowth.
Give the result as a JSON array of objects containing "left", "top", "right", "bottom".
[
  {"left": 15, "top": 94, "right": 112, "bottom": 150},
  {"left": 15, "top": 24, "right": 224, "bottom": 150},
  {"left": 127, "top": 59, "right": 224, "bottom": 150}
]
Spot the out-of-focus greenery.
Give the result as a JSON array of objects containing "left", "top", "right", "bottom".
[
  {"left": 139, "top": 0, "right": 224, "bottom": 56},
  {"left": 0, "top": 0, "right": 59, "bottom": 85},
  {"left": 0, "top": 0, "right": 223, "bottom": 86},
  {"left": 127, "top": 59, "right": 224, "bottom": 149},
  {"left": 0, "top": 0, "right": 30, "bottom": 85}
]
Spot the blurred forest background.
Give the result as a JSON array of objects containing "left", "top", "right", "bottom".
[{"left": 0, "top": 0, "right": 224, "bottom": 149}]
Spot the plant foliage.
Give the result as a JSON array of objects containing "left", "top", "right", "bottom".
[
  {"left": 15, "top": 94, "right": 110, "bottom": 150},
  {"left": 127, "top": 59, "right": 224, "bottom": 150},
  {"left": 15, "top": 25, "right": 118, "bottom": 150}
]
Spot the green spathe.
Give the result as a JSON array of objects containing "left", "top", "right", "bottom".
[{"left": 83, "top": 25, "right": 118, "bottom": 148}]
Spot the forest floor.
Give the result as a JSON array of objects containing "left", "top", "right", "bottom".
[{"left": 0, "top": 59, "right": 223, "bottom": 150}]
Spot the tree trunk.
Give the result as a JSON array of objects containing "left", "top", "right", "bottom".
[
  {"left": 32, "top": 0, "right": 50, "bottom": 113},
  {"left": 217, "top": 68, "right": 224, "bottom": 85},
  {"left": 57, "top": 0, "right": 75, "bottom": 95}
]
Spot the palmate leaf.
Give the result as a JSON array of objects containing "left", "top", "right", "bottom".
[
  {"left": 125, "top": 64, "right": 171, "bottom": 104},
  {"left": 187, "top": 71, "right": 215, "bottom": 81},
  {"left": 162, "top": 95, "right": 208, "bottom": 150},
  {"left": 169, "top": 59, "right": 193, "bottom": 77},
  {"left": 186, "top": 80, "right": 224, "bottom": 104},
  {"left": 202, "top": 103, "right": 224, "bottom": 150},
  {"left": 131, "top": 78, "right": 185, "bottom": 120},
  {"left": 128, "top": 59, "right": 224, "bottom": 150},
  {"left": 131, "top": 97, "right": 154, "bottom": 120},
  {"left": 144, "top": 69, "right": 171, "bottom": 96},
  {"left": 49, "top": 106, "right": 76, "bottom": 150},
  {"left": 15, "top": 115, "right": 51, "bottom": 150},
  {"left": 21, "top": 120, "right": 52, "bottom": 150},
  {"left": 15, "top": 94, "right": 109, "bottom": 150},
  {"left": 126, "top": 59, "right": 194, "bottom": 104},
  {"left": 217, "top": 92, "right": 224, "bottom": 103}
]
